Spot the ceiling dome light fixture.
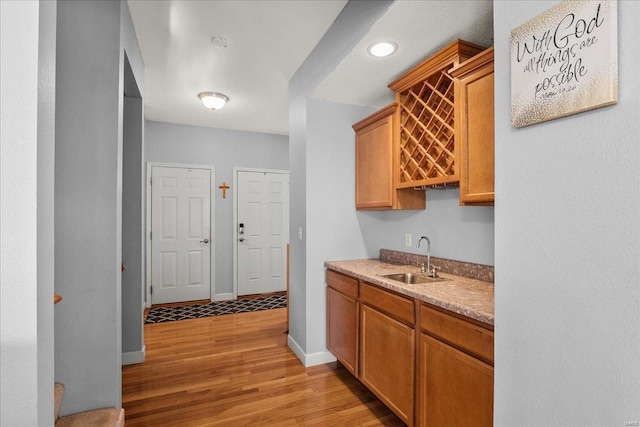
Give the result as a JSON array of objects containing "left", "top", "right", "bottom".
[
  {"left": 198, "top": 92, "right": 229, "bottom": 110},
  {"left": 367, "top": 41, "right": 397, "bottom": 58}
]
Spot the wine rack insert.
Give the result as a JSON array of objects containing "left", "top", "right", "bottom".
[{"left": 389, "top": 40, "right": 485, "bottom": 189}]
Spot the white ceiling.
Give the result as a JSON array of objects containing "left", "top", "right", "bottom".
[
  {"left": 128, "top": 0, "right": 494, "bottom": 136},
  {"left": 312, "top": 0, "right": 494, "bottom": 108},
  {"left": 127, "top": 0, "right": 347, "bottom": 136}
]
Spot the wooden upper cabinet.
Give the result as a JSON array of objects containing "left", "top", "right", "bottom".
[
  {"left": 388, "top": 39, "right": 485, "bottom": 189},
  {"left": 353, "top": 103, "right": 425, "bottom": 211},
  {"left": 450, "top": 47, "right": 495, "bottom": 205}
]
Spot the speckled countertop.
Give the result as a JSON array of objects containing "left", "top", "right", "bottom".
[{"left": 324, "top": 259, "right": 494, "bottom": 326}]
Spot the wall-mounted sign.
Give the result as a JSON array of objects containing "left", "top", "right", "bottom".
[{"left": 511, "top": 0, "right": 618, "bottom": 128}]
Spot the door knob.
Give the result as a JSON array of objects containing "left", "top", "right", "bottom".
[
  {"left": 200, "top": 238, "right": 209, "bottom": 244},
  {"left": 239, "top": 237, "right": 246, "bottom": 242}
]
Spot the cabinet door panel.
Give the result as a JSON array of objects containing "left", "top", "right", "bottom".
[
  {"left": 355, "top": 115, "right": 394, "bottom": 209},
  {"left": 353, "top": 103, "right": 425, "bottom": 211},
  {"left": 326, "top": 287, "right": 358, "bottom": 376},
  {"left": 360, "top": 305, "right": 415, "bottom": 426},
  {"left": 453, "top": 47, "right": 495, "bottom": 205},
  {"left": 419, "top": 333, "right": 493, "bottom": 427},
  {"left": 462, "top": 69, "right": 494, "bottom": 202}
]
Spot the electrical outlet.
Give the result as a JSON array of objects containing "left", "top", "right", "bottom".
[{"left": 405, "top": 234, "right": 412, "bottom": 247}]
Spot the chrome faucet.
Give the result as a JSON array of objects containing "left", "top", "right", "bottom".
[
  {"left": 416, "top": 236, "right": 439, "bottom": 277},
  {"left": 416, "top": 236, "right": 431, "bottom": 275}
]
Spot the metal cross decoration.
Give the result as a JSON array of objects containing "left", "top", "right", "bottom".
[{"left": 218, "top": 182, "right": 230, "bottom": 198}]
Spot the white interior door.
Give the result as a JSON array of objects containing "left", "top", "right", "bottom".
[
  {"left": 237, "top": 171, "right": 289, "bottom": 296},
  {"left": 151, "top": 166, "right": 211, "bottom": 304}
]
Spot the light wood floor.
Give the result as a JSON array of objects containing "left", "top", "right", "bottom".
[{"left": 122, "top": 307, "right": 404, "bottom": 426}]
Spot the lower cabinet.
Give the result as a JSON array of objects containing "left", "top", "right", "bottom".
[
  {"left": 325, "top": 269, "right": 493, "bottom": 427},
  {"left": 418, "top": 333, "right": 493, "bottom": 426},
  {"left": 326, "top": 270, "right": 359, "bottom": 376},
  {"left": 418, "top": 303, "right": 494, "bottom": 427},
  {"left": 360, "top": 304, "right": 415, "bottom": 426},
  {"left": 326, "top": 287, "right": 359, "bottom": 375}
]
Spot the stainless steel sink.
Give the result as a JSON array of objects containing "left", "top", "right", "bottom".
[{"left": 381, "top": 272, "right": 448, "bottom": 284}]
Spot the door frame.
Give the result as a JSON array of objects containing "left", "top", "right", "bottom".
[
  {"left": 146, "top": 162, "right": 216, "bottom": 308},
  {"left": 232, "top": 167, "right": 289, "bottom": 299}
]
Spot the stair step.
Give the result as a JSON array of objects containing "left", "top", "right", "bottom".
[
  {"left": 54, "top": 383, "right": 65, "bottom": 422},
  {"left": 55, "top": 408, "right": 124, "bottom": 427}
]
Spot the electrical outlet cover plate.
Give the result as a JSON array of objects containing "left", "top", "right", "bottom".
[{"left": 405, "top": 234, "right": 412, "bottom": 247}]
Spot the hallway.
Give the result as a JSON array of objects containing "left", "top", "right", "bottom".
[{"left": 122, "top": 307, "right": 403, "bottom": 426}]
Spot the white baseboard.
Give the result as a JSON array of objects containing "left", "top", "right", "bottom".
[
  {"left": 287, "top": 335, "right": 336, "bottom": 367},
  {"left": 287, "top": 335, "right": 306, "bottom": 362},
  {"left": 122, "top": 345, "right": 146, "bottom": 365},
  {"left": 214, "top": 292, "right": 234, "bottom": 301}
]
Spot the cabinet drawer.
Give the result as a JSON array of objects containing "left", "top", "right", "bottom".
[
  {"left": 326, "top": 270, "right": 358, "bottom": 299},
  {"left": 360, "top": 282, "right": 414, "bottom": 326},
  {"left": 420, "top": 303, "right": 493, "bottom": 365}
]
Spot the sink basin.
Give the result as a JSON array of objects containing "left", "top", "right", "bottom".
[{"left": 381, "top": 272, "right": 448, "bottom": 284}]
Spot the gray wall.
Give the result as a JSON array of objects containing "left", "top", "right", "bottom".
[
  {"left": 305, "top": 99, "right": 384, "bottom": 357},
  {"left": 0, "top": 0, "right": 57, "bottom": 424},
  {"left": 382, "top": 190, "right": 494, "bottom": 266},
  {"left": 55, "top": 0, "right": 121, "bottom": 414},
  {"left": 288, "top": 0, "right": 394, "bottom": 363},
  {"left": 122, "top": 93, "right": 144, "bottom": 360},
  {"left": 121, "top": 0, "right": 146, "bottom": 367},
  {"left": 55, "top": 0, "right": 145, "bottom": 415},
  {"left": 37, "top": 0, "right": 58, "bottom": 421},
  {"left": 145, "top": 120, "right": 289, "bottom": 297},
  {"left": 288, "top": 91, "right": 308, "bottom": 351},
  {"left": 494, "top": 1, "right": 640, "bottom": 425}
]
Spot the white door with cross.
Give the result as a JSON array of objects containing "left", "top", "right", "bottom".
[
  {"left": 150, "top": 165, "right": 212, "bottom": 304},
  {"left": 236, "top": 170, "right": 289, "bottom": 296}
]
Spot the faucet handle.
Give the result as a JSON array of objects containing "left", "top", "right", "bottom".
[{"left": 429, "top": 265, "right": 441, "bottom": 278}]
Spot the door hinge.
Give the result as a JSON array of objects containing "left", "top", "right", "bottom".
[
  {"left": 150, "top": 177, "right": 152, "bottom": 185},
  {"left": 150, "top": 231, "right": 152, "bottom": 240},
  {"left": 150, "top": 285, "right": 153, "bottom": 295}
]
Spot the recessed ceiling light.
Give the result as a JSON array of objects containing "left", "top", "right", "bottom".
[
  {"left": 198, "top": 92, "right": 229, "bottom": 110},
  {"left": 367, "top": 41, "right": 397, "bottom": 57}
]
